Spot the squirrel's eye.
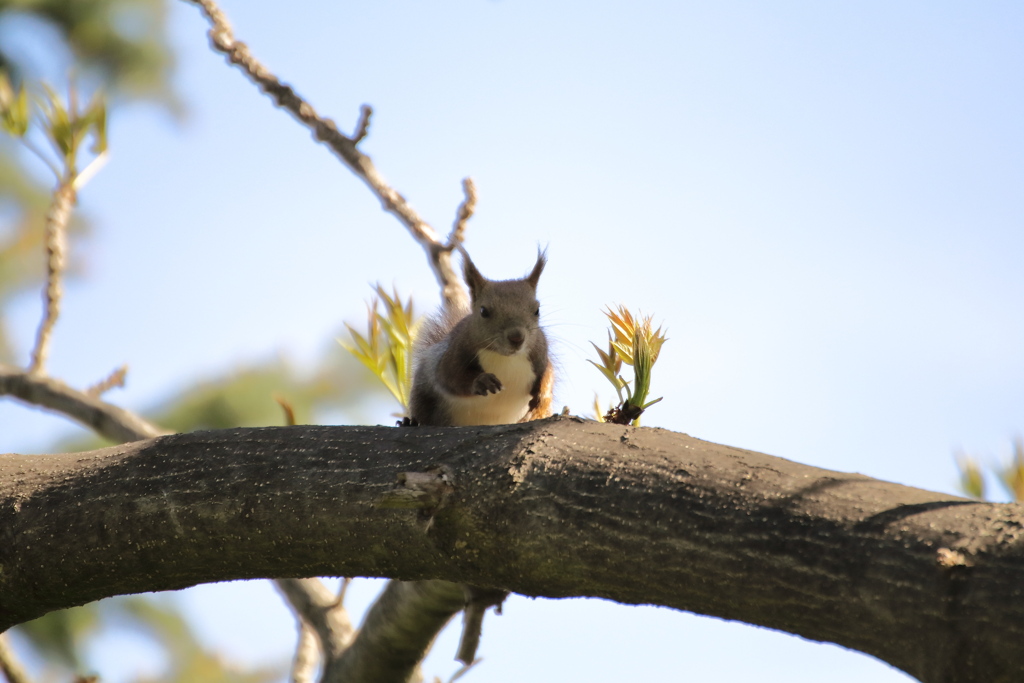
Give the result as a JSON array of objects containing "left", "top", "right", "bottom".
[{"left": 480, "top": 306, "right": 490, "bottom": 318}]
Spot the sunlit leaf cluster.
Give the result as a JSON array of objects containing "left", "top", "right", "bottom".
[
  {"left": 0, "top": 0, "right": 175, "bottom": 362},
  {"left": 0, "top": 73, "right": 107, "bottom": 184},
  {"left": 589, "top": 305, "right": 667, "bottom": 425},
  {"left": 16, "top": 596, "right": 284, "bottom": 683},
  {"left": 0, "top": 74, "right": 28, "bottom": 137},
  {"left": 957, "top": 439, "right": 1024, "bottom": 503},
  {"left": 0, "top": 0, "right": 175, "bottom": 106},
  {"left": 340, "top": 285, "right": 421, "bottom": 416},
  {"left": 40, "top": 82, "right": 107, "bottom": 176}
]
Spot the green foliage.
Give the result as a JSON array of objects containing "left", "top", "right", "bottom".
[
  {"left": 956, "top": 453, "right": 986, "bottom": 500},
  {"left": 589, "top": 305, "right": 667, "bottom": 425},
  {"left": 0, "top": 72, "right": 28, "bottom": 136},
  {"left": 15, "top": 596, "right": 285, "bottom": 683},
  {"left": 156, "top": 361, "right": 339, "bottom": 433},
  {"left": 16, "top": 604, "right": 99, "bottom": 669},
  {"left": 152, "top": 353, "right": 378, "bottom": 432},
  {"left": 0, "top": 73, "right": 108, "bottom": 181},
  {"left": 59, "top": 351, "right": 379, "bottom": 453},
  {"left": 589, "top": 338, "right": 625, "bottom": 404},
  {"left": 0, "top": 73, "right": 107, "bottom": 370},
  {"left": 0, "top": 0, "right": 175, "bottom": 362},
  {"left": 955, "top": 438, "right": 1024, "bottom": 503},
  {"left": 340, "top": 284, "right": 420, "bottom": 416},
  {"left": 0, "top": 0, "right": 176, "bottom": 107},
  {"left": 997, "top": 439, "right": 1024, "bottom": 502},
  {"left": 38, "top": 80, "right": 108, "bottom": 175}
]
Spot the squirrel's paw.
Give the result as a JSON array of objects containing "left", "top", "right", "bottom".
[{"left": 473, "top": 373, "right": 503, "bottom": 395}]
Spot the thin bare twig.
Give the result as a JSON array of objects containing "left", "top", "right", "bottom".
[
  {"left": 352, "top": 105, "right": 372, "bottom": 145},
  {"left": 86, "top": 364, "right": 128, "bottom": 397},
  {"left": 335, "top": 576, "right": 352, "bottom": 606},
  {"left": 448, "top": 178, "right": 476, "bottom": 249},
  {"left": 27, "top": 181, "right": 74, "bottom": 375},
  {"left": 0, "top": 633, "right": 31, "bottom": 683},
  {"left": 183, "top": 0, "right": 469, "bottom": 312},
  {"left": 0, "top": 364, "right": 168, "bottom": 442},
  {"left": 275, "top": 578, "right": 355, "bottom": 660}
]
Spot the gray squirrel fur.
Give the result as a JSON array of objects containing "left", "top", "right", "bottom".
[{"left": 409, "top": 248, "right": 549, "bottom": 426}]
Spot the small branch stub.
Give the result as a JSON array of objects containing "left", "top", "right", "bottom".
[
  {"left": 379, "top": 467, "right": 455, "bottom": 512},
  {"left": 448, "top": 178, "right": 477, "bottom": 248},
  {"left": 87, "top": 364, "right": 128, "bottom": 397},
  {"left": 457, "top": 586, "right": 507, "bottom": 665},
  {"left": 352, "top": 105, "right": 372, "bottom": 144}
]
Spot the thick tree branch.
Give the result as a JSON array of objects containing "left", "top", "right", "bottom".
[
  {"left": 0, "top": 364, "right": 169, "bottom": 442},
  {"left": 325, "top": 580, "right": 465, "bottom": 683},
  {"left": 2, "top": 417, "right": 1022, "bottom": 682},
  {"left": 182, "top": 0, "right": 468, "bottom": 311},
  {"left": 4, "top": 353, "right": 458, "bottom": 679}
]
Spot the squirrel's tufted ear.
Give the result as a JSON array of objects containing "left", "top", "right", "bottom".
[
  {"left": 459, "top": 246, "right": 487, "bottom": 301},
  {"left": 527, "top": 248, "right": 547, "bottom": 289}
]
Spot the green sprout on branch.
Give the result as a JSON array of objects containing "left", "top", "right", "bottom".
[
  {"left": 957, "top": 439, "right": 1024, "bottom": 503},
  {"left": 956, "top": 453, "right": 986, "bottom": 500},
  {"left": 1, "top": 73, "right": 109, "bottom": 374},
  {"left": 589, "top": 305, "right": 667, "bottom": 425},
  {"left": 340, "top": 285, "right": 420, "bottom": 417},
  {"left": 0, "top": 73, "right": 108, "bottom": 185},
  {"left": 1001, "top": 441, "right": 1024, "bottom": 502}
]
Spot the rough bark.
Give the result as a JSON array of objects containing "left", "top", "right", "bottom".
[{"left": 2, "top": 416, "right": 1022, "bottom": 682}]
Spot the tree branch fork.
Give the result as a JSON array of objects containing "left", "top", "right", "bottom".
[{"left": 3, "top": 417, "right": 1023, "bottom": 682}]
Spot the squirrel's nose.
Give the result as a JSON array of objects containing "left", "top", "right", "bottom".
[{"left": 507, "top": 329, "right": 525, "bottom": 349}]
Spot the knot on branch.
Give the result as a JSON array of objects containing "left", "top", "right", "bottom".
[{"left": 378, "top": 466, "right": 455, "bottom": 518}]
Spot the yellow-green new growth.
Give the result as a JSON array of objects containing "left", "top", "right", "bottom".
[
  {"left": 999, "top": 439, "right": 1024, "bottom": 502},
  {"left": 954, "top": 439, "right": 1024, "bottom": 503},
  {"left": 40, "top": 82, "right": 108, "bottom": 178},
  {"left": 589, "top": 339, "right": 626, "bottom": 404},
  {"left": 340, "top": 285, "right": 420, "bottom": 416},
  {"left": 0, "top": 74, "right": 29, "bottom": 137},
  {"left": 956, "top": 453, "right": 985, "bottom": 500},
  {"left": 0, "top": 73, "right": 108, "bottom": 186},
  {"left": 589, "top": 305, "right": 667, "bottom": 425}
]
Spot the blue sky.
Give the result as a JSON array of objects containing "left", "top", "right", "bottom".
[{"left": 4, "top": 1, "right": 1024, "bottom": 681}]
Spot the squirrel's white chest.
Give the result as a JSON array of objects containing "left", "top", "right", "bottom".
[{"left": 447, "top": 349, "right": 535, "bottom": 426}]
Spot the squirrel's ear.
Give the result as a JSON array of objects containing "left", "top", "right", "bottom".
[
  {"left": 527, "top": 249, "right": 547, "bottom": 289},
  {"left": 461, "top": 249, "right": 487, "bottom": 301}
]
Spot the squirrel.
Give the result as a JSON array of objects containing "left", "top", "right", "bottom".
[
  {"left": 408, "top": 247, "right": 551, "bottom": 663},
  {"left": 409, "top": 248, "right": 553, "bottom": 427}
]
